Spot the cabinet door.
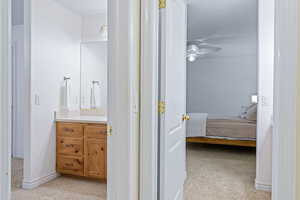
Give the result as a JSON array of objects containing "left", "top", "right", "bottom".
[{"left": 84, "top": 138, "right": 106, "bottom": 179}]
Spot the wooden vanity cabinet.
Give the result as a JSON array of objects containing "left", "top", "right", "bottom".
[
  {"left": 56, "top": 122, "right": 107, "bottom": 180},
  {"left": 84, "top": 125, "right": 107, "bottom": 179}
]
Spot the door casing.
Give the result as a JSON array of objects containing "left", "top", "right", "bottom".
[
  {"left": 0, "top": 0, "right": 12, "bottom": 199},
  {"left": 139, "top": 0, "right": 299, "bottom": 200},
  {"left": 0, "top": 0, "right": 141, "bottom": 199}
]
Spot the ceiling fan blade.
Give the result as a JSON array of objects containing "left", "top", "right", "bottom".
[{"left": 188, "top": 34, "right": 236, "bottom": 44}]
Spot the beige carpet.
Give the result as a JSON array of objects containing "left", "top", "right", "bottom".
[
  {"left": 11, "top": 157, "right": 106, "bottom": 200},
  {"left": 184, "top": 143, "right": 271, "bottom": 200},
  {"left": 11, "top": 144, "right": 271, "bottom": 200},
  {"left": 12, "top": 175, "right": 106, "bottom": 200},
  {"left": 11, "top": 158, "right": 23, "bottom": 189}
]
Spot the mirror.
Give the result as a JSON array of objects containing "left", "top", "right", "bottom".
[{"left": 80, "top": 41, "right": 107, "bottom": 115}]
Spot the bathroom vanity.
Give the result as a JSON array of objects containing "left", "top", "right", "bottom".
[
  {"left": 55, "top": 116, "right": 107, "bottom": 180},
  {"left": 55, "top": 26, "right": 108, "bottom": 180}
]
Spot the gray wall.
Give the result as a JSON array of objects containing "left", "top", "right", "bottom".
[
  {"left": 187, "top": 0, "right": 258, "bottom": 116},
  {"left": 12, "top": 0, "right": 24, "bottom": 25}
]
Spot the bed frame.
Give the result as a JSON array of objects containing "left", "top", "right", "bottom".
[{"left": 187, "top": 137, "right": 256, "bottom": 147}]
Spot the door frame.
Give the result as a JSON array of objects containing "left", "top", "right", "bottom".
[
  {"left": 0, "top": 0, "right": 12, "bottom": 199},
  {"left": 272, "top": 0, "right": 299, "bottom": 199},
  {"left": 107, "top": 0, "right": 141, "bottom": 199},
  {"left": 139, "top": 0, "right": 159, "bottom": 199},
  {"left": 0, "top": 0, "right": 140, "bottom": 200},
  {"left": 256, "top": 0, "right": 274, "bottom": 191},
  {"left": 140, "top": 0, "right": 299, "bottom": 200}
]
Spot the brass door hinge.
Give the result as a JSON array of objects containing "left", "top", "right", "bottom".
[
  {"left": 107, "top": 125, "right": 112, "bottom": 136},
  {"left": 159, "top": 0, "right": 166, "bottom": 9},
  {"left": 158, "top": 101, "right": 166, "bottom": 114},
  {"left": 182, "top": 114, "right": 190, "bottom": 121}
]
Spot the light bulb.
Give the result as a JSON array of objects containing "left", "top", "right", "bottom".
[{"left": 188, "top": 55, "right": 196, "bottom": 62}]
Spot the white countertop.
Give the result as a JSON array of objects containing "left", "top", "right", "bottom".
[{"left": 55, "top": 112, "right": 107, "bottom": 124}]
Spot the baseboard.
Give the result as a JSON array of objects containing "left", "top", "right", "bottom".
[
  {"left": 255, "top": 180, "right": 272, "bottom": 192},
  {"left": 22, "top": 172, "right": 60, "bottom": 189}
]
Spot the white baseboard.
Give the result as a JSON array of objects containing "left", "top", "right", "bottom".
[
  {"left": 255, "top": 180, "right": 272, "bottom": 192},
  {"left": 22, "top": 172, "right": 59, "bottom": 189}
]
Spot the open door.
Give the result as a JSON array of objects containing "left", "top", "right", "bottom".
[{"left": 159, "top": 0, "right": 187, "bottom": 199}]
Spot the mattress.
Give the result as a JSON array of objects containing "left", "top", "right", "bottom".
[{"left": 206, "top": 116, "right": 256, "bottom": 139}]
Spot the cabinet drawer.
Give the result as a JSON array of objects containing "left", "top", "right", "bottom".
[
  {"left": 57, "top": 123, "right": 83, "bottom": 138},
  {"left": 84, "top": 125, "right": 107, "bottom": 139},
  {"left": 57, "top": 155, "right": 84, "bottom": 176},
  {"left": 57, "top": 137, "right": 83, "bottom": 156}
]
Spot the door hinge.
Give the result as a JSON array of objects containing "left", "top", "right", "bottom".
[
  {"left": 159, "top": 0, "right": 166, "bottom": 9},
  {"left": 107, "top": 125, "right": 112, "bottom": 136},
  {"left": 158, "top": 101, "right": 166, "bottom": 114}
]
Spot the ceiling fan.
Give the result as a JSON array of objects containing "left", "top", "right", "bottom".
[
  {"left": 186, "top": 41, "right": 221, "bottom": 62},
  {"left": 186, "top": 35, "right": 234, "bottom": 62}
]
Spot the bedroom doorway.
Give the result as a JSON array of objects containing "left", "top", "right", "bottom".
[
  {"left": 183, "top": 0, "right": 274, "bottom": 199},
  {"left": 185, "top": 0, "right": 263, "bottom": 198},
  {"left": 157, "top": 0, "right": 274, "bottom": 199}
]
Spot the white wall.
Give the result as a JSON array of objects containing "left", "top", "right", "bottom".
[
  {"left": 82, "top": 13, "right": 107, "bottom": 42},
  {"left": 255, "top": 0, "right": 274, "bottom": 191},
  {"left": 12, "top": 25, "right": 25, "bottom": 158},
  {"left": 81, "top": 42, "right": 107, "bottom": 112},
  {"left": 11, "top": 0, "right": 25, "bottom": 160},
  {"left": 23, "top": 0, "right": 82, "bottom": 187}
]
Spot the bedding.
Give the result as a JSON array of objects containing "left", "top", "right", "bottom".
[
  {"left": 206, "top": 116, "right": 256, "bottom": 139},
  {"left": 187, "top": 114, "right": 257, "bottom": 140},
  {"left": 186, "top": 113, "right": 207, "bottom": 137}
]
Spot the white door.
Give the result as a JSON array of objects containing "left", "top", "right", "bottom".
[{"left": 159, "top": 0, "right": 187, "bottom": 199}]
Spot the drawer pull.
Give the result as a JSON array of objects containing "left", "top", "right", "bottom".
[
  {"left": 63, "top": 128, "right": 74, "bottom": 132},
  {"left": 76, "top": 159, "right": 81, "bottom": 164},
  {"left": 101, "top": 147, "right": 104, "bottom": 151},
  {"left": 65, "top": 163, "right": 74, "bottom": 167}
]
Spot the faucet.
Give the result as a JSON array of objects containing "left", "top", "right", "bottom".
[
  {"left": 90, "top": 80, "right": 100, "bottom": 109},
  {"left": 64, "top": 76, "right": 71, "bottom": 91},
  {"left": 62, "top": 76, "right": 71, "bottom": 111},
  {"left": 64, "top": 76, "right": 71, "bottom": 81},
  {"left": 92, "top": 80, "right": 100, "bottom": 86}
]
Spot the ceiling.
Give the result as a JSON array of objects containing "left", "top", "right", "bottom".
[
  {"left": 187, "top": 0, "right": 258, "bottom": 42},
  {"left": 55, "top": 0, "right": 107, "bottom": 16}
]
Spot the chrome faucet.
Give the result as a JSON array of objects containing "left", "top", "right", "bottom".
[{"left": 90, "top": 80, "right": 100, "bottom": 109}]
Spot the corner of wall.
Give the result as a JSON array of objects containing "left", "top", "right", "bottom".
[{"left": 22, "top": 172, "right": 59, "bottom": 189}]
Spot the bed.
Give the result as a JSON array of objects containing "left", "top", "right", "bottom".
[{"left": 186, "top": 113, "right": 257, "bottom": 147}]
